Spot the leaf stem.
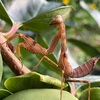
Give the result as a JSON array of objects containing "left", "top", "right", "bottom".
[{"left": 1, "top": 22, "right": 22, "bottom": 38}]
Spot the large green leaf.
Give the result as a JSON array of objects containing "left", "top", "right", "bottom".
[
  {"left": 0, "top": 54, "right": 3, "bottom": 82},
  {"left": 76, "top": 81, "right": 100, "bottom": 99},
  {"left": 3, "top": 89, "right": 78, "bottom": 100},
  {"left": 0, "top": 89, "right": 12, "bottom": 100},
  {"left": 68, "top": 38, "right": 100, "bottom": 57},
  {"left": 79, "top": 88, "right": 100, "bottom": 100},
  {"left": 0, "top": 1, "right": 13, "bottom": 24},
  {"left": 21, "top": 6, "right": 73, "bottom": 33},
  {"left": 4, "top": 72, "right": 68, "bottom": 93}
]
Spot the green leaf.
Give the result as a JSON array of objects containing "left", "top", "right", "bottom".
[
  {"left": 0, "top": 1, "right": 13, "bottom": 24},
  {"left": 3, "top": 89, "right": 78, "bottom": 100},
  {"left": 0, "top": 89, "right": 12, "bottom": 100},
  {"left": 4, "top": 72, "right": 67, "bottom": 93},
  {"left": 79, "top": 88, "right": 100, "bottom": 100},
  {"left": 0, "top": 54, "right": 3, "bottom": 82},
  {"left": 76, "top": 81, "right": 100, "bottom": 99},
  {"left": 21, "top": 6, "right": 73, "bottom": 33},
  {"left": 68, "top": 38, "right": 100, "bottom": 57}
]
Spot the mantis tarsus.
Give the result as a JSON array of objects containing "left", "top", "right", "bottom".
[{"left": 1, "top": 15, "right": 100, "bottom": 100}]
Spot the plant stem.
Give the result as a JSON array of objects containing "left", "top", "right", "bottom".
[{"left": 0, "top": 34, "right": 31, "bottom": 75}]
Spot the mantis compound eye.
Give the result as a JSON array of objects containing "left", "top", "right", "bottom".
[{"left": 50, "top": 15, "right": 63, "bottom": 25}]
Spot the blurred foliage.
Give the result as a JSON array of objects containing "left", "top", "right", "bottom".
[{"left": 0, "top": 0, "right": 100, "bottom": 99}]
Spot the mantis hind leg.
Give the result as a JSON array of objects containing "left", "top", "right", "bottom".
[
  {"left": 33, "top": 56, "right": 58, "bottom": 71},
  {"left": 66, "top": 79, "right": 90, "bottom": 100}
]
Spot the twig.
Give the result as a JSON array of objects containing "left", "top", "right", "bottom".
[{"left": 0, "top": 34, "right": 31, "bottom": 75}]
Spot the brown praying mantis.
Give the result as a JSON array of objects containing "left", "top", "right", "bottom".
[
  {"left": 50, "top": 15, "right": 100, "bottom": 100},
  {"left": 0, "top": 15, "right": 100, "bottom": 100}
]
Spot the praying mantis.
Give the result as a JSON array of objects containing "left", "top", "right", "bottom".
[
  {"left": 49, "top": 15, "right": 100, "bottom": 100},
  {"left": 0, "top": 15, "right": 100, "bottom": 100}
]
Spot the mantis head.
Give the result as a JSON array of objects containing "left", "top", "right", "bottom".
[{"left": 50, "top": 15, "right": 63, "bottom": 25}]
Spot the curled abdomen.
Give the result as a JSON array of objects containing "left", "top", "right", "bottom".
[{"left": 69, "top": 56, "right": 100, "bottom": 78}]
